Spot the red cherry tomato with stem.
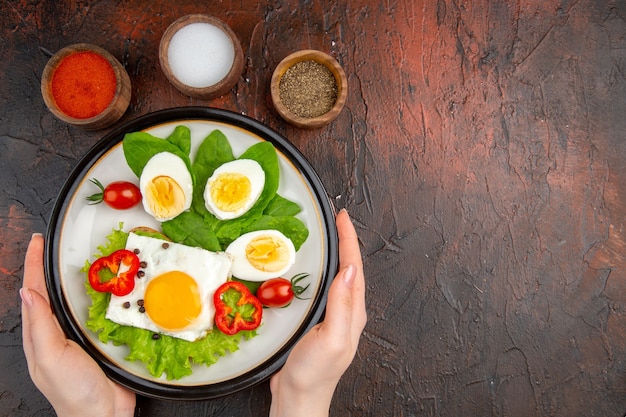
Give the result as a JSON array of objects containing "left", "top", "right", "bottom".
[
  {"left": 86, "top": 178, "right": 142, "bottom": 210},
  {"left": 256, "top": 273, "right": 310, "bottom": 308}
]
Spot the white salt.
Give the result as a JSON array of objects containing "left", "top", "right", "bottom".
[{"left": 167, "top": 22, "right": 235, "bottom": 88}]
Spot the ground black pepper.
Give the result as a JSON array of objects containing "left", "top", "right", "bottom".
[{"left": 279, "top": 59, "right": 338, "bottom": 118}]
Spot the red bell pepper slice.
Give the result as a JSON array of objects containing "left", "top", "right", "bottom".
[
  {"left": 88, "top": 249, "right": 140, "bottom": 297},
  {"left": 213, "top": 281, "right": 263, "bottom": 335}
]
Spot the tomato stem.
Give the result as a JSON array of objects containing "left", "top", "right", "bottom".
[
  {"left": 86, "top": 178, "right": 105, "bottom": 205},
  {"left": 291, "top": 272, "right": 311, "bottom": 300}
]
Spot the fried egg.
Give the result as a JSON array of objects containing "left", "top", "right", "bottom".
[
  {"left": 204, "top": 159, "right": 265, "bottom": 220},
  {"left": 105, "top": 232, "right": 232, "bottom": 341},
  {"left": 140, "top": 152, "right": 193, "bottom": 222},
  {"left": 225, "top": 229, "right": 296, "bottom": 282}
]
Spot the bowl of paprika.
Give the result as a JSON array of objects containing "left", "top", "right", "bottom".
[{"left": 41, "top": 43, "right": 131, "bottom": 131}]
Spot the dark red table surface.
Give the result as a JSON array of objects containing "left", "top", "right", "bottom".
[{"left": 2, "top": 1, "right": 626, "bottom": 416}]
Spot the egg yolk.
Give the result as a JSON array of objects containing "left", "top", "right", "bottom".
[
  {"left": 144, "top": 271, "right": 201, "bottom": 331},
  {"left": 245, "top": 235, "right": 290, "bottom": 272},
  {"left": 145, "top": 176, "right": 186, "bottom": 219},
  {"left": 209, "top": 173, "right": 252, "bottom": 213}
]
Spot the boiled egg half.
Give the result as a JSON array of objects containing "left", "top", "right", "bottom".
[
  {"left": 105, "top": 233, "right": 232, "bottom": 341},
  {"left": 225, "top": 229, "right": 296, "bottom": 281},
  {"left": 140, "top": 152, "right": 193, "bottom": 221},
  {"left": 204, "top": 159, "right": 265, "bottom": 220}
]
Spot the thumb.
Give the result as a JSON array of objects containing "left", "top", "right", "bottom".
[
  {"left": 320, "top": 264, "right": 356, "bottom": 339},
  {"left": 21, "top": 287, "right": 66, "bottom": 369}
]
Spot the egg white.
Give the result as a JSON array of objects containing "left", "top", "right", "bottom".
[
  {"left": 105, "top": 233, "right": 232, "bottom": 341},
  {"left": 204, "top": 159, "right": 265, "bottom": 220},
  {"left": 225, "top": 229, "right": 296, "bottom": 282},
  {"left": 139, "top": 152, "right": 193, "bottom": 222}
]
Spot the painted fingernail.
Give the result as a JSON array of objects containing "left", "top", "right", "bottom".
[
  {"left": 19, "top": 288, "right": 33, "bottom": 307},
  {"left": 343, "top": 264, "right": 356, "bottom": 288}
]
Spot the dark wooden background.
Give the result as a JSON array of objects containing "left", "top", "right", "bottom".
[{"left": 2, "top": 0, "right": 626, "bottom": 416}]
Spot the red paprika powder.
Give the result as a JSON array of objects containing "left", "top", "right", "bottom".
[{"left": 51, "top": 51, "right": 117, "bottom": 119}]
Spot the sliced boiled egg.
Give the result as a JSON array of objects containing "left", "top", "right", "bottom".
[
  {"left": 105, "top": 232, "right": 233, "bottom": 341},
  {"left": 204, "top": 159, "right": 265, "bottom": 220},
  {"left": 139, "top": 152, "right": 193, "bottom": 221},
  {"left": 225, "top": 229, "right": 296, "bottom": 281}
]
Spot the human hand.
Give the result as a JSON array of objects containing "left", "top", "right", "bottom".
[
  {"left": 269, "top": 209, "right": 367, "bottom": 417},
  {"left": 20, "top": 233, "right": 136, "bottom": 417}
]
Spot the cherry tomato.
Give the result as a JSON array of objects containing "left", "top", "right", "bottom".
[
  {"left": 257, "top": 278, "right": 294, "bottom": 308},
  {"left": 86, "top": 178, "right": 142, "bottom": 210},
  {"left": 256, "top": 273, "right": 310, "bottom": 308}
]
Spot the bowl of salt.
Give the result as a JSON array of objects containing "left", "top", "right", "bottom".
[{"left": 159, "top": 14, "right": 244, "bottom": 99}]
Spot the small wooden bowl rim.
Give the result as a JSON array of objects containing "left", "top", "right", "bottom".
[
  {"left": 40, "top": 43, "right": 131, "bottom": 130},
  {"left": 159, "top": 14, "right": 244, "bottom": 99},
  {"left": 270, "top": 49, "right": 348, "bottom": 129}
]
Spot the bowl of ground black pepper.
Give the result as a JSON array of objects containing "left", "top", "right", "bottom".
[
  {"left": 41, "top": 43, "right": 131, "bottom": 130},
  {"left": 271, "top": 50, "right": 348, "bottom": 129}
]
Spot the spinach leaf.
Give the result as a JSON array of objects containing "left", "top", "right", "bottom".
[
  {"left": 239, "top": 141, "right": 280, "bottom": 202},
  {"left": 212, "top": 219, "right": 244, "bottom": 249},
  {"left": 165, "top": 125, "right": 192, "bottom": 156},
  {"left": 191, "top": 130, "right": 235, "bottom": 215},
  {"left": 243, "top": 215, "right": 309, "bottom": 251},
  {"left": 190, "top": 137, "right": 282, "bottom": 247},
  {"left": 123, "top": 130, "right": 192, "bottom": 178},
  {"left": 230, "top": 141, "right": 280, "bottom": 220},
  {"left": 264, "top": 194, "right": 302, "bottom": 217},
  {"left": 161, "top": 211, "right": 221, "bottom": 252},
  {"left": 124, "top": 126, "right": 310, "bottom": 253}
]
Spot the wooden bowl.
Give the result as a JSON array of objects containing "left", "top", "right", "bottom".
[
  {"left": 159, "top": 14, "right": 244, "bottom": 99},
  {"left": 271, "top": 50, "right": 348, "bottom": 129},
  {"left": 41, "top": 43, "right": 131, "bottom": 131}
]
